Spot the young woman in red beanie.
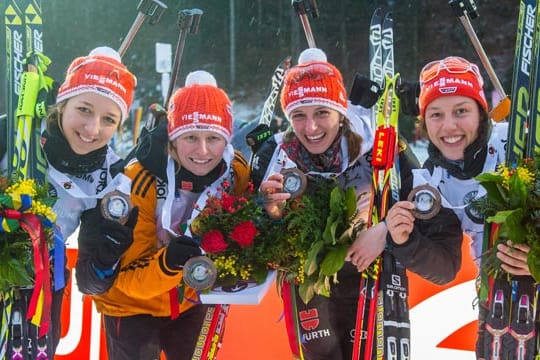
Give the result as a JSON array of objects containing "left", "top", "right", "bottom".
[
  {"left": 251, "top": 48, "right": 463, "bottom": 360},
  {"left": 80, "top": 70, "right": 250, "bottom": 360},
  {"left": 414, "top": 56, "right": 534, "bottom": 359},
  {"left": 0, "top": 46, "right": 137, "bottom": 358}
]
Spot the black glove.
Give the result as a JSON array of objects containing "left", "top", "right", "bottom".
[
  {"left": 164, "top": 235, "right": 202, "bottom": 270},
  {"left": 397, "top": 81, "right": 420, "bottom": 116},
  {"left": 135, "top": 120, "right": 168, "bottom": 180},
  {"left": 78, "top": 204, "right": 139, "bottom": 271},
  {"left": 349, "top": 73, "right": 382, "bottom": 108}
]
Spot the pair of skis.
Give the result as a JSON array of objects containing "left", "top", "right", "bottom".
[
  {"left": 352, "top": 9, "right": 410, "bottom": 360},
  {"left": 5, "top": 0, "right": 46, "bottom": 183},
  {"left": 3, "top": 1, "right": 52, "bottom": 359},
  {"left": 2, "top": 1, "right": 168, "bottom": 359},
  {"left": 479, "top": 0, "right": 540, "bottom": 358}
]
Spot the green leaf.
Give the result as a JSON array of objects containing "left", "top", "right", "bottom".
[
  {"left": 487, "top": 209, "right": 521, "bottom": 224},
  {"left": 527, "top": 247, "right": 540, "bottom": 283},
  {"left": 323, "top": 218, "right": 339, "bottom": 244},
  {"left": 305, "top": 241, "right": 323, "bottom": 276},
  {"left": 251, "top": 266, "right": 269, "bottom": 284},
  {"left": 320, "top": 244, "right": 348, "bottom": 276},
  {"left": 502, "top": 208, "right": 525, "bottom": 244},
  {"left": 475, "top": 172, "right": 504, "bottom": 183},
  {"left": 475, "top": 173, "right": 506, "bottom": 207},
  {"left": 299, "top": 281, "right": 315, "bottom": 304},
  {"left": 329, "top": 186, "right": 344, "bottom": 214},
  {"left": 344, "top": 188, "right": 359, "bottom": 219}
]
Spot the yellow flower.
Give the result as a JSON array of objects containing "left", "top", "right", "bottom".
[
  {"left": 6, "top": 179, "right": 38, "bottom": 198},
  {"left": 496, "top": 165, "right": 511, "bottom": 189},
  {"left": 31, "top": 200, "right": 57, "bottom": 223},
  {"left": 516, "top": 166, "right": 535, "bottom": 185}
]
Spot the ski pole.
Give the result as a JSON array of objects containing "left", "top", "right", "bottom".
[
  {"left": 449, "top": 0, "right": 510, "bottom": 122},
  {"left": 292, "top": 0, "right": 319, "bottom": 48},
  {"left": 245, "top": 56, "right": 291, "bottom": 162},
  {"left": 165, "top": 8, "right": 204, "bottom": 108},
  {"left": 118, "top": 0, "right": 168, "bottom": 58}
]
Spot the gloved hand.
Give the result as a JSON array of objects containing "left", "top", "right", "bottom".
[
  {"left": 164, "top": 235, "right": 202, "bottom": 270},
  {"left": 78, "top": 203, "right": 139, "bottom": 271},
  {"left": 349, "top": 73, "right": 382, "bottom": 108},
  {"left": 397, "top": 81, "right": 420, "bottom": 116}
]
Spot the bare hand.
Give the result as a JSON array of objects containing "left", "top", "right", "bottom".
[
  {"left": 259, "top": 173, "right": 291, "bottom": 219},
  {"left": 345, "top": 222, "right": 387, "bottom": 272},
  {"left": 385, "top": 201, "right": 416, "bottom": 245},
  {"left": 497, "top": 240, "right": 531, "bottom": 276}
]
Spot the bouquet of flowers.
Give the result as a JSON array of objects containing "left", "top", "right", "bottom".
[
  {"left": 473, "top": 156, "right": 540, "bottom": 280},
  {"left": 190, "top": 176, "right": 363, "bottom": 304},
  {"left": 276, "top": 178, "right": 364, "bottom": 304},
  {"left": 190, "top": 180, "right": 283, "bottom": 287},
  {"left": 0, "top": 175, "right": 57, "bottom": 293}
]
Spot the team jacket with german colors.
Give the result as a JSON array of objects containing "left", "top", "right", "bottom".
[{"left": 84, "top": 145, "right": 250, "bottom": 317}]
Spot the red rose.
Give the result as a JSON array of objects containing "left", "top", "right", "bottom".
[
  {"left": 230, "top": 221, "right": 259, "bottom": 248},
  {"left": 201, "top": 230, "right": 228, "bottom": 253}
]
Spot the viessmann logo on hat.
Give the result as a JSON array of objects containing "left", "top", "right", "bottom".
[
  {"left": 425, "top": 76, "right": 475, "bottom": 91},
  {"left": 181, "top": 112, "right": 224, "bottom": 124},
  {"left": 84, "top": 73, "right": 127, "bottom": 94},
  {"left": 289, "top": 86, "right": 329, "bottom": 98}
]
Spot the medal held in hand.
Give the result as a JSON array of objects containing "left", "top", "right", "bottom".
[
  {"left": 182, "top": 256, "right": 218, "bottom": 291},
  {"left": 280, "top": 167, "right": 307, "bottom": 199},
  {"left": 101, "top": 190, "right": 133, "bottom": 224},
  {"left": 407, "top": 184, "right": 441, "bottom": 220}
]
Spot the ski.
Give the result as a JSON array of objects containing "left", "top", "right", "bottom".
[
  {"left": 506, "top": 0, "right": 536, "bottom": 166},
  {"left": 245, "top": 55, "right": 291, "bottom": 161},
  {"left": 352, "top": 9, "right": 410, "bottom": 360},
  {"left": 369, "top": 8, "right": 384, "bottom": 129},
  {"left": 482, "top": 0, "right": 540, "bottom": 358},
  {"left": 192, "top": 304, "right": 229, "bottom": 360},
  {"left": 3, "top": 1, "right": 53, "bottom": 359},
  {"left": 352, "top": 8, "right": 386, "bottom": 358},
  {"left": 525, "top": 1, "right": 540, "bottom": 158},
  {"left": 4, "top": 0, "right": 25, "bottom": 177}
]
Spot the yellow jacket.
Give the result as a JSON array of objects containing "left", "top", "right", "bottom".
[{"left": 92, "top": 151, "right": 250, "bottom": 317}]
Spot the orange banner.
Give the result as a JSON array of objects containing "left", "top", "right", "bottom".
[{"left": 56, "top": 235, "right": 477, "bottom": 359}]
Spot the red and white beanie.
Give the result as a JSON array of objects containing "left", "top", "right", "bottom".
[
  {"left": 418, "top": 57, "right": 488, "bottom": 117},
  {"left": 280, "top": 48, "right": 348, "bottom": 118},
  {"left": 167, "top": 71, "right": 233, "bottom": 142},
  {"left": 56, "top": 46, "right": 137, "bottom": 122}
]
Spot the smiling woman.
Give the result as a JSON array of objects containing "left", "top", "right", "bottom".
[
  {"left": 60, "top": 93, "right": 122, "bottom": 155},
  {"left": 415, "top": 55, "right": 538, "bottom": 359}
]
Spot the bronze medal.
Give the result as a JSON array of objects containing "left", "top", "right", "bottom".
[
  {"left": 182, "top": 256, "right": 217, "bottom": 291},
  {"left": 101, "top": 190, "right": 133, "bottom": 224},
  {"left": 280, "top": 168, "right": 307, "bottom": 199},
  {"left": 407, "top": 184, "right": 442, "bottom": 220}
]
